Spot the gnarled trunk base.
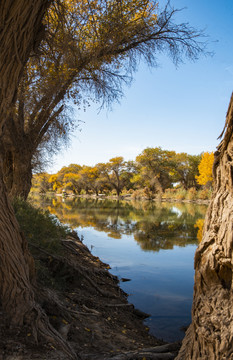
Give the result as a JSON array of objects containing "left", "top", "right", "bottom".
[
  {"left": 176, "top": 95, "right": 233, "bottom": 360},
  {"left": 0, "top": 164, "right": 76, "bottom": 357}
]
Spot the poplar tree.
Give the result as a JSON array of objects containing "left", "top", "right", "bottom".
[
  {"left": 1, "top": 0, "right": 205, "bottom": 199},
  {"left": 0, "top": 1, "right": 75, "bottom": 356}
]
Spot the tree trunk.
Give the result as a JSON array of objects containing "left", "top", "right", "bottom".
[
  {"left": 2, "top": 147, "right": 32, "bottom": 199},
  {"left": 176, "top": 94, "right": 233, "bottom": 360},
  {"left": 11, "top": 150, "right": 33, "bottom": 199},
  {"left": 154, "top": 176, "right": 163, "bottom": 194},
  {"left": 0, "top": 1, "right": 48, "bottom": 129},
  {"left": 2, "top": 149, "right": 14, "bottom": 194},
  {"left": 0, "top": 2, "right": 77, "bottom": 357},
  {"left": 0, "top": 170, "right": 36, "bottom": 323},
  {"left": 0, "top": 0, "right": 47, "bottom": 315},
  {"left": 116, "top": 187, "right": 121, "bottom": 197}
]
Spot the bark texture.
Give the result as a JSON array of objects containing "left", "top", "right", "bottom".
[
  {"left": 2, "top": 143, "right": 33, "bottom": 200},
  {"left": 0, "top": 1, "right": 47, "bottom": 131},
  {"left": 0, "top": 179, "right": 35, "bottom": 322},
  {"left": 0, "top": 2, "right": 78, "bottom": 357},
  {"left": 9, "top": 150, "right": 32, "bottom": 199},
  {"left": 176, "top": 95, "right": 233, "bottom": 360},
  {"left": 0, "top": 0, "right": 48, "bottom": 317}
]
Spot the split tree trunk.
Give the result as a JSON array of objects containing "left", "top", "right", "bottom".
[{"left": 176, "top": 94, "right": 233, "bottom": 359}]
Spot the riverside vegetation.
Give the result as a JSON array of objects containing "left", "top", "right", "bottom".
[{"left": 31, "top": 149, "right": 214, "bottom": 202}]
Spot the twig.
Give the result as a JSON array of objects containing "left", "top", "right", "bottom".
[{"left": 105, "top": 303, "right": 133, "bottom": 308}]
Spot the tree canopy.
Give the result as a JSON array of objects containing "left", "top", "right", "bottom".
[{"left": 1, "top": 0, "right": 206, "bottom": 200}]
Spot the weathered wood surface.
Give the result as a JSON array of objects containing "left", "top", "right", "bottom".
[{"left": 176, "top": 94, "right": 233, "bottom": 359}]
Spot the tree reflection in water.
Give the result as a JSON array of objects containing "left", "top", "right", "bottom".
[
  {"left": 31, "top": 196, "right": 207, "bottom": 251},
  {"left": 30, "top": 195, "right": 208, "bottom": 341}
]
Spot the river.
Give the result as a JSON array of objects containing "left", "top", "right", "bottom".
[{"left": 31, "top": 196, "right": 207, "bottom": 342}]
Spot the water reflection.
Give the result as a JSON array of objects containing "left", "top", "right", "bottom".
[
  {"left": 30, "top": 196, "right": 208, "bottom": 341},
  {"left": 32, "top": 196, "right": 207, "bottom": 252}
]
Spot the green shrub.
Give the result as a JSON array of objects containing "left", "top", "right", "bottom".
[
  {"left": 12, "top": 198, "right": 76, "bottom": 289},
  {"left": 12, "top": 197, "right": 72, "bottom": 254}
]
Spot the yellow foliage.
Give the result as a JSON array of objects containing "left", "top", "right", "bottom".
[
  {"left": 45, "top": 0, "right": 159, "bottom": 70},
  {"left": 48, "top": 174, "right": 62, "bottom": 191},
  {"left": 196, "top": 152, "right": 214, "bottom": 186},
  {"left": 48, "top": 174, "right": 58, "bottom": 183},
  {"left": 194, "top": 218, "right": 204, "bottom": 243}
]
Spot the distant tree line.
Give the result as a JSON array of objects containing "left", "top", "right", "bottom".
[{"left": 31, "top": 148, "right": 214, "bottom": 199}]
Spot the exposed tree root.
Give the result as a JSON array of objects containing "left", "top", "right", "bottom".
[
  {"left": 30, "top": 304, "right": 79, "bottom": 359},
  {"left": 103, "top": 353, "right": 175, "bottom": 360},
  {"left": 31, "top": 241, "right": 121, "bottom": 299},
  {"left": 62, "top": 238, "right": 118, "bottom": 280},
  {"left": 81, "top": 342, "right": 180, "bottom": 360},
  {"left": 38, "top": 287, "right": 101, "bottom": 325}
]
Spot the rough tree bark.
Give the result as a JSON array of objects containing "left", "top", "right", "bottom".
[
  {"left": 176, "top": 94, "right": 233, "bottom": 360},
  {"left": 10, "top": 150, "right": 33, "bottom": 199},
  {"left": 2, "top": 149, "right": 13, "bottom": 194},
  {"left": 0, "top": 0, "right": 48, "bottom": 318},
  {"left": 0, "top": 1, "right": 47, "bottom": 127},
  {"left": 2, "top": 145, "right": 33, "bottom": 200},
  {"left": 0, "top": 1, "right": 77, "bottom": 357}
]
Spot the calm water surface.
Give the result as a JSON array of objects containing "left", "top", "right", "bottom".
[{"left": 32, "top": 197, "right": 207, "bottom": 342}]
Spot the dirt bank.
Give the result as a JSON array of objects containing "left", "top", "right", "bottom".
[{"left": 0, "top": 232, "right": 181, "bottom": 359}]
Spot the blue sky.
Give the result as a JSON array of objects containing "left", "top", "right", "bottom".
[{"left": 50, "top": 0, "right": 233, "bottom": 173}]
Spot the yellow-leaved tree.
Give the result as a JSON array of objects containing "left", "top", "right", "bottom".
[
  {"left": 195, "top": 151, "right": 214, "bottom": 186},
  {"left": 1, "top": 0, "right": 206, "bottom": 200}
]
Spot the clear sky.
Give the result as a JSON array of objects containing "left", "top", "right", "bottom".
[{"left": 50, "top": 0, "right": 233, "bottom": 173}]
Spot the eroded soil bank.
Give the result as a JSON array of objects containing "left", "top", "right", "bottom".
[{"left": 0, "top": 232, "right": 181, "bottom": 359}]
